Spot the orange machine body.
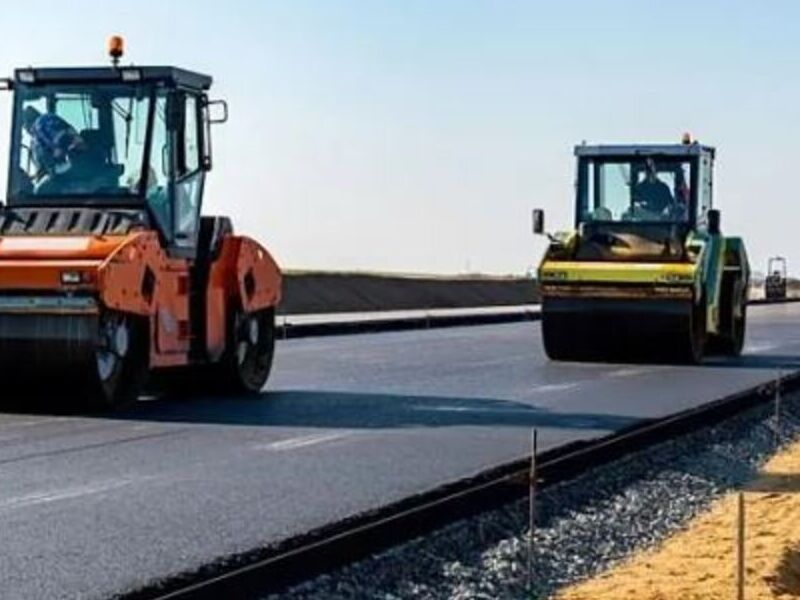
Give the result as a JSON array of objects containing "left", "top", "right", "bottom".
[{"left": 0, "top": 230, "right": 281, "bottom": 369}]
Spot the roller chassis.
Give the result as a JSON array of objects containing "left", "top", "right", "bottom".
[{"left": 0, "top": 206, "right": 282, "bottom": 406}]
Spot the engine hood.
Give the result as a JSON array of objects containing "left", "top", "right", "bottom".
[
  {"left": 0, "top": 234, "right": 131, "bottom": 260},
  {"left": 573, "top": 222, "right": 690, "bottom": 262}
]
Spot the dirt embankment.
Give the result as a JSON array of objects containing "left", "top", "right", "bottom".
[
  {"left": 278, "top": 272, "right": 794, "bottom": 316},
  {"left": 279, "top": 272, "right": 539, "bottom": 315}
]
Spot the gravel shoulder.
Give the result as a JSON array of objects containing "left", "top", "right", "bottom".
[{"left": 557, "top": 423, "right": 800, "bottom": 600}]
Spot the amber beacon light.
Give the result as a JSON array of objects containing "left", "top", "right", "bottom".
[{"left": 108, "top": 35, "right": 125, "bottom": 66}]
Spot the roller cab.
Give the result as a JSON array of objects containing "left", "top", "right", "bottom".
[
  {"left": 0, "top": 44, "right": 281, "bottom": 407},
  {"left": 533, "top": 139, "right": 749, "bottom": 363}
]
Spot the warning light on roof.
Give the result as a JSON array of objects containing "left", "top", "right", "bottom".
[
  {"left": 108, "top": 35, "right": 125, "bottom": 67},
  {"left": 681, "top": 132, "right": 693, "bottom": 145}
]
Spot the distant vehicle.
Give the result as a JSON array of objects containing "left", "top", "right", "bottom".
[
  {"left": 764, "top": 257, "right": 788, "bottom": 301},
  {"left": 0, "top": 37, "right": 282, "bottom": 407},
  {"left": 532, "top": 136, "right": 750, "bottom": 363}
]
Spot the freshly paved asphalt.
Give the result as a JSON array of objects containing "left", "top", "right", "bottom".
[{"left": 1, "top": 303, "right": 799, "bottom": 599}]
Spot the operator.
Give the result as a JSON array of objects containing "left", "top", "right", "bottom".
[
  {"left": 22, "top": 106, "right": 84, "bottom": 178},
  {"left": 632, "top": 158, "right": 674, "bottom": 217}
]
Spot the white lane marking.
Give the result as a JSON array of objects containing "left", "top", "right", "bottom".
[
  {"left": 0, "top": 418, "right": 69, "bottom": 429},
  {"left": 0, "top": 420, "right": 166, "bottom": 442},
  {"left": 258, "top": 432, "right": 351, "bottom": 452},
  {"left": 0, "top": 477, "right": 145, "bottom": 512},
  {"left": 418, "top": 405, "right": 542, "bottom": 414},
  {"left": 529, "top": 383, "right": 580, "bottom": 394},
  {"left": 607, "top": 367, "right": 654, "bottom": 378},
  {"left": 745, "top": 342, "right": 782, "bottom": 353}
]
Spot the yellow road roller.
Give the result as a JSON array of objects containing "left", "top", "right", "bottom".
[{"left": 533, "top": 138, "right": 749, "bottom": 363}]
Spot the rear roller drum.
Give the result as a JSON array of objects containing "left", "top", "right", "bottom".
[{"left": 153, "top": 308, "right": 276, "bottom": 398}]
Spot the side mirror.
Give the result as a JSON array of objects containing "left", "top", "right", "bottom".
[
  {"left": 0, "top": 79, "right": 12, "bottom": 91},
  {"left": 707, "top": 209, "right": 721, "bottom": 235},
  {"left": 532, "top": 209, "right": 545, "bottom": 235},
  {"left": 207, "top": 99, "right": 229, "bottom": 124},
  {"left": 200, "top": 99, "right": 229, "bottom": 172}
]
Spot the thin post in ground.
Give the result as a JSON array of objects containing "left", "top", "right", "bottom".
[
  {"left": 527, "top": 428, "right": 538, "bottom": 592},
  {"left": 775, "top": 367, "right": 782, "bottom": 446},
  {"left": 735, "top": 491, "right": 745, "bottom": 600}
]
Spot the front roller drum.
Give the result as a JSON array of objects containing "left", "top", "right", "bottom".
[
  {"left": 0, "top": 310, "right": 149, "bottom": 409},
  {"left": 541, "top": 298, "right": 705, "bottom": 364}
]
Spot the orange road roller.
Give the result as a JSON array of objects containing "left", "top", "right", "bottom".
[{"left": 0, "top": 40, "right": 281, "bottom": 407}]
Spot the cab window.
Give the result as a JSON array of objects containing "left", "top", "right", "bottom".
[
  {"left": 696, "top": 154, "right": 713, "bottom": 226},
  {"left": 145, "top": 93, "right": 171, "bottom": 237},
  {"left": 177, "top": 94, "right": 200, "bottom": 177},
  {"left": 578, "top": 157, "right": 693, "bottom": 224},
  {"left": 173, "top": 93, "right": 204, "bottom": 246},
  {"left": 10, "top": 83, "right": 151, "bottom": 200}
]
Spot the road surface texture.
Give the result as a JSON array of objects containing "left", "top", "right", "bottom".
[{"left": 0, "top": 303, "right": 799, "bottom": 599}]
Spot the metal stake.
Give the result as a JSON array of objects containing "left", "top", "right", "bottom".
[
  {"left": 528, "top": 428, "right": 538, "bottom": 592},
  {"left": 735, "top": 492, "right": 745, "bottom": 600},
  {"left": 775, "top": 368, "right": 782, "bottom": 446}
]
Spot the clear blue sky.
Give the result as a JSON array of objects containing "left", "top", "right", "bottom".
[{"left": 0, "top": 1, "right": 797, "bottom": 275}]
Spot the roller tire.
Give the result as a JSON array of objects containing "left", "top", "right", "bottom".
[
  {"left": 217, "top": 307, "right": 276, "bottom": 395},
  {"left": 154, "top": 308, "right": 276, "bottom": 398},
  {"left": 676, "top": 300, "right": 706, "bottom": 365},
  {"left": 86, "top": 313, "right": 149, "bottom": 410},
  {"left": 712, "top": 305, "right": 746, "bottom": 357},
  {"left": 707, "top": 272, "right": 747, "bottom": 357}
]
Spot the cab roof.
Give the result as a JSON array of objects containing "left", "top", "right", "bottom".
[
  {"left": 13, "top": 66, "right": 212, "bottom": 91},
  {"left": 575, "top": 143, "right": 715, "bottom": 158}
]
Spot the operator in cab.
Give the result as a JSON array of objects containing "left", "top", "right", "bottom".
[
  {"left": 22, "top": 106, "right": 85, "bottom": 179},
  {"left": 632, "top": 158, "right": 674, "bottom": 219}
]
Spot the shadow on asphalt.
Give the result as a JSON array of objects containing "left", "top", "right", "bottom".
[
  {"left": 3, "top": 353, "right": 796, "bottom": 426},
  {"left": 703, "top": 354, "right": 800, "bottom": 370},
  {"left": 46, "top": 391, "right": 642, "bottom": 431},
  {"left": 529, "top": 353, "right": 800, "bottom": 370}
]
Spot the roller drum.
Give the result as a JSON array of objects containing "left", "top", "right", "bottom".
[
  {"left": 541, "top": 297, "right": 703, "bottom": 363},
  {"left": 0, "top": 312, "right": 99, "bottom": 398}
]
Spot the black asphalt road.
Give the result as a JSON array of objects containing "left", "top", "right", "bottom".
[{"left": 1, "top": 303, "right": 799, "bottom": 599}]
